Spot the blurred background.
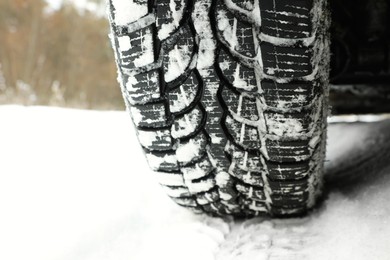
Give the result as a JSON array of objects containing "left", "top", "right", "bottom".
[{"left": 0, "top": 0, "right": 124, "bottom": 109}]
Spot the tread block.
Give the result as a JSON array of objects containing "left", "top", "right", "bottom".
[
  {"left": 240, "top": 95, "right": 260, "bottom": 121},
  {"left": 215, "top": 3, "right": 236, "bottom": 48},
  {"left": 225, "top": 143, "right": 262, "bottom": 171},
  {"left": 231, "top": 0, "right": 255, "bottom": 11},
  {"left": 221, "top": 86, "right": 240, "bottom": 114},
  {"left": 271, "top": 206, "right": 307, "bottom": 216},
  {"left": 218, "top": 49, "right": 258, "bottom": 92},
  {"left": 216, "top": 2, "right": 257, "bottom": 57},
  {"left": 176, "top": 132, "right": 208, "bottom": 165},
  {"left": 195, "top": 187, "right": 220, "bottom": 205},
  {"left": 225, "top": 115, "right": 261, "bottom": 150},
  {"left": 214, "top": 171, "right": 240, "bottom": 203},
  {"left": 171, "top": 196, "right": 198, "bottom": 207},
  {"left": 259, "top": 0, "right": 312, "bottom": 39},
  {"left": 261, "top": 80, "right": 316, "bottom": 109},
  {"left": 202, "top": 202, "right": 228, "bottom": 215},
  {"left": 162, "top": 185, "right": 192, "bottom": 197},
  {"left": 146, "top": 152, "right": 179, "bottom": 172},
  {"left": 156, "top": 0, "right": 186, "bottom": 40},
  {"left": 181, "top": 155, "right": 214, "bottom": 181},
  {"left": 239, "top": 209, "right": 260, "bottom": 217},
  {"left": 261, "top": 42, "right": 312, "bottom": 77},
  {"left": 163, "top": 25, "right": 195, "bottom": 83},
  {"left": 266, "top": 139, "right": 311, "bottom": 162},
  {"left": 271, "top": 192, "right": 309, "bottom": 207},
  {"left": 187, "top": 174, "right": 217, "bottom": 194},
  {"left": 168, "top": 72, "right": 200, "bottom": 114},
  {"left": 236, "top": 182, "right": 266, "bottom": 201},
  {"left": 235, "top": 19, "right": 257, "bottom": 57},
  {"left": 264, "top": 111, "right": 311, "bottom": 137},
  {"left": 265, "top": 160, "right": 310, "bottom": 181},
  {"left": 229, "top": 162, "right": 264, "bottom": 187},
  {"left": 172, "top": 107, "right": 204, "bottom": 139},
  {"left": 239, "top": 197, "right": 267, "bottom": 212},
  {"left": 117, "top": 25, "right": 155, "bottom": 69},
  {"left": 221, "top": 86, "right": 259, "bottom": 121},
  {"left": 130, "top": 103, "right": 168, "bottom": 128},
  {"left": 268, "top": 177, "right": 309, "bottom": 195},
  {"left": 154, "top": 170, "right": 184, "bottom": 186},
  {"left": 124, "top": 70, "right": 160, "bottom": 105},
  {"left": 138, "top": 129, "right": 173, "bottom": 150}
]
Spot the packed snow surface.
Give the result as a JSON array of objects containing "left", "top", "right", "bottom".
[{"left": 1, "top": 106, "right": 390, "bottom": 260}]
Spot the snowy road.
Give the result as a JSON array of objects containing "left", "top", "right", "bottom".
[{"left": 0, "top": 106, "right": 389, "bottom": 260}]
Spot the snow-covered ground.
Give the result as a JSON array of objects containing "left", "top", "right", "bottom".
[{"left": 0, "top": 105, "right": 389, "bottom": 260}]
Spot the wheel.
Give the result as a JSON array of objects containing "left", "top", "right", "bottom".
[{"left": 107, "top": 0, "right": 330, "bottom": 217}]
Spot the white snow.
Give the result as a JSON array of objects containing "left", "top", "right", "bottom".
[
  {"left": 165, "top": 45, "right": 193, "bottom": 83},
  {"left": 215, "top": 171, "right": 230, "bottom": 189},
  {"left": 192, "top": 0, "right": 217, "bottom": 69},
  {"left": 224, "top": 0, "right": 261, "bottom": 26},
  {"left": 1, "top": 105, "right": 390, "bottom": 260},
  {"left": 158, "top": 0, "right": 185, "bottom": 40},
  {"left": 171, "top": 109, "right": 201, "bottom": 139},
  {"left": 111, "top": 0, "right": 148, "bottom": 26},
  {"left": 133, "top": 30, "right": 154, "bottom": 67},
  {"left": 155, "top": 171, "right": 185, "bottom": 187},
  {"left": 187, "top": 178, "right": 215, "bottom": 194},
  {"left": 45, "top": 0, "right": 106, "bottom": 16},
  {"left": 137, "top": 129, "right": 171, "bottom": 149},
  {"left": 117, "top": 36, "right": 131, "bottom": 51},
  {"left": 233, "top": 64, "right": 251, "bottom": 90},
  {"left": 264, "top": 114, "right": 304, "bottom": 136},
  {"left": 176, "top": 138, "right": 203, "bottom": 163},
  {"left": 217, "top": 11, "right": 239, "bottom": 49}
]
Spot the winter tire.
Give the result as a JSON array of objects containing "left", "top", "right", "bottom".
[{"left": 108, "top": 0, "right": 330, "bottom": 217}]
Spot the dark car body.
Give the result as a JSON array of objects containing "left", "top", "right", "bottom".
[{"left": 330, "top": 0, "right": 390, "bottom": 114}]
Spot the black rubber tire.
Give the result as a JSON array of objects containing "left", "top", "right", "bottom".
[{"left": 108, "top": 0, "right": 330, "bottom": 217}]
